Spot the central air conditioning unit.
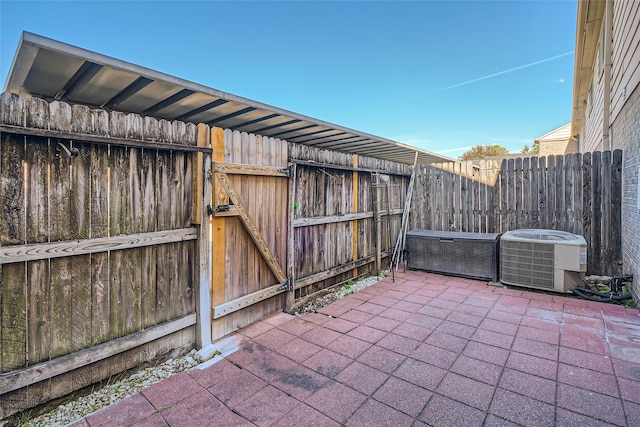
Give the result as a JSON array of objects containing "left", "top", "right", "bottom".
[{"left": 500, "top": 229, "right": 587, "bottom": 293}]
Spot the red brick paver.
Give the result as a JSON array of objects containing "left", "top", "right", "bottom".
[{"left": 75, "top": 271, "right": 640, "bottom": 427}]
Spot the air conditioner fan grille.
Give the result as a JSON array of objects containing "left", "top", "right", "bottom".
[{"left": 500, "top": 240, "right": 555, "bottom": 289}]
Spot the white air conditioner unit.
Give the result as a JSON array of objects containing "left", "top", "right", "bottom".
[{"left": 500, "top": 229, "right": 587, "bottom": 293}]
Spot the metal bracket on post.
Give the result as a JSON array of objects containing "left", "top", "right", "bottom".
[
  {"left": 278, "top": 278, "right": 294, "bottom": 292},
  {"left": 279, "top": 165, "right": 292, "bottom": 178}
]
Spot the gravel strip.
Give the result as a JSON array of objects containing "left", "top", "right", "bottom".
[
  {"left": 293, "top": 274, "right": 382, "bottom": 315},
  {"left": 26, "top": 353, "right": 199, "bottom": 427},
  {"left": 24, "top": 274, "right": 383, "bottom": 426}
]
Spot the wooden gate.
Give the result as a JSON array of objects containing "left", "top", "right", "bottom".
[{"left": 209, "top": 129, "right": 291, "bottom": 340}]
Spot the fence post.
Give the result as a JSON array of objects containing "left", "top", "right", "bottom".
[
  {"left": 195, "top": 124, "right": 212, "bottom": 348},
  {"left": 210, "top": 127, "right": 227, "bottom": 341},
  {"left": 352, "top": 155, "right": 359, "bottom": 277},
  {"left": 286, "top": 163, "right": 297, "bottom": 312}
]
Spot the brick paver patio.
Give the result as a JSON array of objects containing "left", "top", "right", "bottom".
[{"left": 71, "top": 270, "right": 640, "bottom": 426}]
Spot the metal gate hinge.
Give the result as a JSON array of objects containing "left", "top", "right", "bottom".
[
  {"left": 214, "top": 205, "right": 230, "bottom": 212},
  {"left": 278, "top": 278, "right": 294, "bottom": 292},
  {"left": 279, "top": 166, "right": 292, "bottom": 178}
]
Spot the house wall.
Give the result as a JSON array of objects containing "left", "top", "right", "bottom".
[
  {"left": 538, "top": 138, "right": 578, "bottom": 157},
  {"left": 611, "top": 83, "right": 640, "bottom": 301},
  {"left": 610, "top": 0, "right": 640, "bottom": 134},
  {"left": 582, "top": 28, "right": 606, "bottom": 153},
  {"left": 576, "top": 0, "right": 640, "bottom": 300},
  {"left": 610, "top": 0, "right": 640, "bottom": 300}
]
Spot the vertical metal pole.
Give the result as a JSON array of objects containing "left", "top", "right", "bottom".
[{"left": 386, "top": 180, "right": 394, "bottom": 283}]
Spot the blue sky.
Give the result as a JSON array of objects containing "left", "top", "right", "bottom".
[{"left": 0, "top": 0, "right": 577, "bottom": 158}]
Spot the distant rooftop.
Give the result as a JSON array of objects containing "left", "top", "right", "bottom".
[
  {"left": 3, "top": 32, "right": 452, "bottom": 165},
  {"left": 535, "top": 123, "right": 571, "bottom": 143}
]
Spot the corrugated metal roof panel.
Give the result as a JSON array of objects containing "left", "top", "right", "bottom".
[{"left": 3, "top": 32, "right": 452, "bottom": 165}]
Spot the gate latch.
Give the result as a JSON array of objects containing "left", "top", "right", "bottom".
[{"left": 214, "top": 205, "right": 230, "bottom": 213}]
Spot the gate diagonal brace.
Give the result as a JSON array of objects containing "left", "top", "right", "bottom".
[
  {"left": 215, "top": 172, "right": 287, "bottom": 284},
  {"left": 278, "top": 278, "right": 294, "bottom": 292}
]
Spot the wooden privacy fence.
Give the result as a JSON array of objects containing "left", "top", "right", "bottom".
[
  {"left": 206, "top": 134, "right": 413, "bottom": 338},
  {"left": 289, "top": 145, "right": 411, "bottom": 301},
  {"left": 204, "top": 133, "right": 413, "bottom": 338},
  {"left": 410, "top": 151, "right": 623, "bottom": 276},
  {"left": 0, "top": 93, "right": 212, "bottom": 418}
]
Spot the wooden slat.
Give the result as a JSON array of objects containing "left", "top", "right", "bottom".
[
  {"left": 0, "top": 124, "right": 210, "bottom": 153},
  {"left": 49, "top": 133, "right": 73, "bottom": 359},
  {"left": 610, "top": 150, "right": 623, "bottom": 275},
  {"left": 191, "top": 124, "right": 207, "bottom": 225},
  {"left": 25, "top": 135, "right": 50, "bottom": 367},
  {"left": 529, "top": 157, "right": 539, "bottom": 229},
  {"left": 286, "top": 163, "right": 297, "bottom": 312},
  {"left": 538, "top": 156, "right": 547, "bottom": 229},
  {"left": 242, "top": 133, "right": 256, "bottom": 307},
  {"left": 70, "top": 141, "right": 92, "bottom": 352},
  {"left": 212, "top": 284, "right": 284, "bottom": 319},
  {"left": 515, "top": 158, "right": 523, "bottom": 229},
  {"left": 90, "top": 141, "right": 110, "bottom": 345},
  {"left": 291, "top": 159, "right": 411, "bottom": 176},
  {"left": 506, "top": 159, "right": 516, "bottom": 231},
  {"left": 0, "top": 229, "right": 197, "bottom": 264},
  {"left": 582, "top": 153, "right": 593, "bottom": 272},
  {"left": 0, "top": 314, "right": 196, "bottom": 395},
  {"left": 564, "top": 154, "right": 576, "bottom": 234},
  {"left": 214, "top": 162, "right": 289, "bottom": 177},
  {"left": 294, "top": 256, "right": 375, "bottom": 290},
  {"left": 555, "top": 155, "right": 565, "bottom": 231},
  {"left": 592, "top": 151, "right": 602, "bottom": 274},
  {"left": 216, "top": 172, "right": 287, "bottom": 284},
  {"left": 601, "top": 151, "right": 612, "bottom": 274},
  {"left": 293, "top": 211, "right": 374, "bottom": 228},
  {"left": 453, "top": 162, "right": 461, "bottom": 230},
  {"left": 546, "top": 156, "right": 556, "bottom": 228}
]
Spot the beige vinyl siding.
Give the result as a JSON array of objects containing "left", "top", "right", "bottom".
[
  {"left": 611, "top": 0, "right": 640, "bottom": 124},
  {"left": 583, "top": 33, "right": 606, "bottom": 153}
]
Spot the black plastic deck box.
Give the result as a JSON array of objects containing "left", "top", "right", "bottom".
[{"left": 406, "top": 230, "right": 500, "bottom": 282}]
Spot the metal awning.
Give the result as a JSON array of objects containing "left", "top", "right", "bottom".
[{"left": 3, "top": 32, "right": 451, "bottom": 165}]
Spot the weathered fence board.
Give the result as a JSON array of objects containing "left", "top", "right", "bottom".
[
  {"left": 0, "top": 94, "right": 202, "bottom": 418},
  {"left": 289, "top": 144, "right": 410, "bottom": 298},
  {"left": 210, "top": 129, "right": 288, "bottom": 338}
]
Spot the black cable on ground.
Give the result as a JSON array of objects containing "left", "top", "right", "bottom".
[{"left": 572, "top": 287, "right": 632, "bottom": 302}]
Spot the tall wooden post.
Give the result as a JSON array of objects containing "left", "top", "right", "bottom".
[
  {"left": 352, "top": 155, "right": 359, "bottom": 277},
  {"left": 285, "top": 163, "right": 297, "bottom": 312},
  {"left": 372, "top": 173, "right": 382, "bottom": 275},
  {"left": 210, "top": 127, "right": 227, "bottom": 341},
  {"left": 195, "top": 124, "right": 212, "bottom": 348}
]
